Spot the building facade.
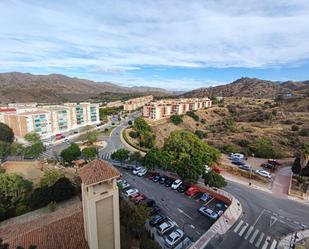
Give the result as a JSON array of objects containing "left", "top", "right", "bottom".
[
  {"left": 143, "top": 97, "right": 212, "bottom": 120},
  {"left": 79, "top": 160, "right": 121, "bottom": 249},
  {"left": 123, "top": 95, "right": 153, "bottom": 111},
  {"left": 0, "top": 102, "right": 100, "bottom": 139}
]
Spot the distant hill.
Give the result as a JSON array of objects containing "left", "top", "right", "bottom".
[
  {"left": 0, "top": 72, "right": 171, "bottom": 103},
  {"left": 182, "top": 77, "right": 309, "bottom": 99}
]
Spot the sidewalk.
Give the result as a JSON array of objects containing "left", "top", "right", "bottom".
[{"left": 278, "top": 229, "right": 309, "bottom": 249}]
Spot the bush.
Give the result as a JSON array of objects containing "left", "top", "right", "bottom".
[
  {"left": 186, "top": 111, "right": 199, "bottom": 121},
  {"left": 195, "top": 130, "right": 207, "bottom": 139},
  {"left": 82, "top": 147, "right": 97, "bottom": 161},
  {"left": 129, "top": 130, "right": 139, "bottom": 139},
  {"left": 222, "top": 144, "right": 240, "bottom": 154},
  {"left": 291, "top": 125, "right": 299, "bottom": 131},
  {"left": 299, "top": 128, "right": 309, "bottom": 137},
  {"left": 203, "top": 171, "right": 227, "bottom": 188},
  {"left": 128, "top": 120, "right": 133, "bottom": 125},
  {"left": 227, "top": 105, "right": 237, "bottom": 114},
  {"left": 48, "top": 201, "right": 57, "bottom": 212},
  {"left": 249, "top": 137, "right": 281, "bottom": 158},
  {"left": 170, "top": 115, "right": 183, "bottom": 125}
]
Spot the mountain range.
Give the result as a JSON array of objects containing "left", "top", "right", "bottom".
[
  {"left": 0, "top": 72, "right": 308, "bottom": 103},
  {"left": 182, "top": 77, "right": 309, "bottom": 99},
  {"left": 0, "top": 72, "right": 170, "bottom": 103}
]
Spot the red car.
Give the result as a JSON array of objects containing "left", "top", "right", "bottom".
[
  {"left": 268, "top": 159, "right": 281, "bottom": 166},
  {"left": 213, "top": 166, "right": 223, "bottom": 174},
  {"left": 134, "top": 194, "right": 146, "bottom": 204},
  {"left": 185, "top": 186, "right": 200, "bottom": 197}
]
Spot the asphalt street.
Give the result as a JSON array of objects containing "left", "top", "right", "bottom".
[
  {"left": 119, "top": 168, "right": 214, "bottom": 242},
  {"left": 205, "top": 181, "right": 309, "bottom": 249}
]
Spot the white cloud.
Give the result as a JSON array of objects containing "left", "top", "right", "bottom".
[{"left": 0, "top": 0, "right": 308, "bottom": 82}]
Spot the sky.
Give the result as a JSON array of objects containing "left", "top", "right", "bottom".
[{"left": 0, "top": 0, "right": 309, "bottom": 91}]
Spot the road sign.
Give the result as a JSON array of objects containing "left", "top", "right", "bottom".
[{"left": 270, "top": 216, "right": 278, "bottom": 227}]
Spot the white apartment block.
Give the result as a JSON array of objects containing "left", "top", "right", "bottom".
[
  {"left": 143, "top": 97, "right": 212, "bottom": 120},
  {"left": 123, "top": 95, "right": 153, "bottom": 111},
  {"left": 0, "top": 102, "right": 100, "bottom": 139}
]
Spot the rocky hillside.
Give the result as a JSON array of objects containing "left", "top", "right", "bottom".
[
  {"left": 0, "top": 72, "right": 170, "bottom": 103},
  {"left": 182, "top": 77, "right": 309, "bottom": 99}
]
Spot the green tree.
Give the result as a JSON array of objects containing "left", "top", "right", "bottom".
[
  {"left": 0, "top": 122, "right": 14, "bottom": 143},
  {"left": 163, "top": 131, "right": 221, "bottom": 182},
  {"left": 81, "top": 129, "right": 99, "bottom": 145},
  {"left": 39, "top": 170, "right": 65, "bottom": 187},
  {"left": 0, "top": 141, "right": 11, "bottom": 161},
  {"left": 141, "top": 131, "right": 155, "bottom": 148},
  {"left": 111, "top": 148, "right": 130, "bottom": 164},
  {"left": 203, "top": 171, "right": 227, "bottom": 188},
  {"left": 186, "top": 111, "right": 199, "bottom": 121},
  {"left": 24, "top": 142, "right": 46, "bottom": 158},
  {"left": 133, "top": 117, "right": 151, "bottom": 133},
  {"left": 60, "top": 143, "right": 81, "bottom": 165},
  {"left": 129, "top": 151, "right": 143, "bottom": 166},
  {"left": 10, "top": 143, "right": 25, "bottom": 156},
  {"left": 24, "top": 133, "right": 41, "bottom": 144},
  {"left": 170, "top": 114, "right": 183, "bottom": 125},
  {"left": 249, "top": 137, "right": 278, "bottom": 158},
  {"left": 143, "top": 147, "right": 161, "bottom": 170},
  {"left": 82, "top": 147, "right": 97, "bottom": 161},
  {"left": 0, "top": 173, "right": 32, "bottom": 221},
  {"left": 195, "top": 130, "right": 207, "bottom": 139}
]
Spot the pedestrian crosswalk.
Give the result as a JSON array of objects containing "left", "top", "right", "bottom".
[
  {"left": 233, "top": 220, "right": 278, "bottom": 249},
  {"left": 39, "top": 149, "right": 58, "bottom": 160},
  {"left": 101, "top": 153, "right": 111, "bottom": 160}
]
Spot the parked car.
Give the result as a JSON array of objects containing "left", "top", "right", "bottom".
[
  {"left": 141, "top": 198, "right": 156, "bottom": 207},
  {"left": 134, "top": 194, "right": 146, "bottom": 204},
  {"left": 132, "top": 167, "right": 143, "bottom": 175},
  {"left": 152, "top": 175, "right": 160, "bottom": 182},
  {"left": 150, "top": 205, "right": 160, "bottom": 215},
  {"left": 159, "top": 177, "right": 166, "bottom": 184},
  {"left": 198, "top": 206, "right": 219, "bottom": 220},
  {"left": 171, "top": 179, "right": 182, "bottom": 190},
  {"left": 200, "top": 193, "right": 213, "bottom": 203},
  {"left": 268, "top": 159, "right": 281, "bottom": 166},
  {"left": 261, "top": 163, "right": 274, "bottom": 170},
  {"left": 230, "top": 153, "right": 245, "bottom": 160},
  {"left": 124, "top": 188, "right": 139, "bottom": 197},
  {"left": 256, "top": 169, "right": 272, "bottom": 178},
  {"left": 137, "top": 168, "right": 148, "bottom": 177},
  {"left": 165, "top": 229, "right": 184, "bottom": 248},
  {"left": 73, "top": 131, "right": 79, "bottom": 134},
  {"left": 213, "top": 166, "right": 223, "bottom": 174},
  {"left": 231, "top": 158, "right": 246, "bottom": 166},
  {"left": 165, "top": 179, "right": 173, "bottom": 187},
  {"left": 177, "top": 183, "right": 189, "bottom": 193},
  {"left": 120, "top": 180, "right": 130, "bottom": 189},
  {"left": 214, "top": 202, "right": 228, "bottom": 212},
  {"left": 157, "top": 220, "right": 175, "bottom": 236},
  {"left": 185, "top": 186, "right": 200, "bottom": 197},
  {"left": 239, "top": 164, "right": 251, "bottom": 171},
  {"left": 149, "top": 213, "right": 165, "bottom": 227}
]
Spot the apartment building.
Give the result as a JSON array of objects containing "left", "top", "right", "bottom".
[
  {"left": 143, "top": 97, "right": 212, "bottom": 120},
  {"left": 0, "top": 102, "right": 100, "bottom": 139},
  {"left": 106, "top": 100, "right": 123, "bottom": 108},
  {"left": 123, "top": 95, "right": 153, "bottom": 111}
]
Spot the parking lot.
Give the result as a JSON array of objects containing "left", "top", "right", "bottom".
[{"left": 119, "top": 168, "right": 216, "bottom": 243}]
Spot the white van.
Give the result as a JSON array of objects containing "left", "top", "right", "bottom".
[{"left": 230, "top": 153, "right": 245, "bottom": 160}]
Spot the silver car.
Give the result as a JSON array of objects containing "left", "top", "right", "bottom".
[{"left": 165, "top": 229, "right": 184, "bottom": 248}]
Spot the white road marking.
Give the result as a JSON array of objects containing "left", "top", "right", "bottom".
[
  {"left": 261, "top": 236, "right": 270, "bottom": 249},
  {"left": 239, "top": 223, "right": 249, "bottom": 236},
  {"left": 177, "top": 208, "right": 193, "bottom": 220},
  {"left": 269, "top": 240, "right": 277, "bottom": 249},
  {"left": 244, "top": 226, "right": 254, "bottom": 240},
  {"left": 190, "top": 224, "right": 195, "bottom": 229},
  {"left": 234, "top": 220, "right": 244, "bottom": 233},
  {"left": 249, "top": 229, "right": 259, "bottom": 244},
  {"left": 255, "top": 232, "right": 265, "bottom": 248},
  {"left": 253, "top": 209, "right": 265, "bottom": 226}
]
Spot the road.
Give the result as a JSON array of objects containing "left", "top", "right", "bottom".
[
  {"left": 205, "top": 180, "right": 309, "bottom": 249},
  {"left": 40, "top": 111, "right": 140, "bottom": 160}
]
